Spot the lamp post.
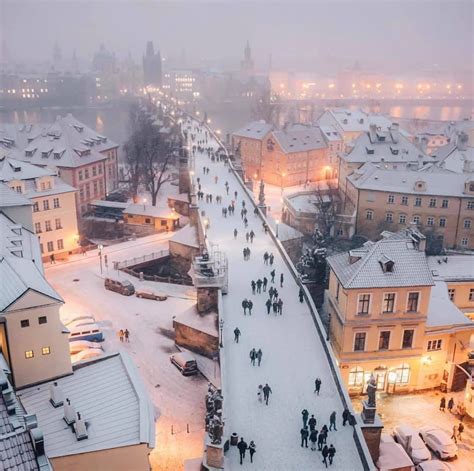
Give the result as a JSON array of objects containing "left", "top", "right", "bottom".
[
  {"left": 219, "top": 318, "right": 224, "bottom": 348},
  {"left": 98, "top": 244, "right": 104, "bottom": 275},
  {"left": 276, "top": 219, "right": 279, "bottom": 238},
  {"left": 143, "top": 198, "right": 147, "bottom": 211}
]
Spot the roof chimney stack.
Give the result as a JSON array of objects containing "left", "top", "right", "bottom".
[
  {"left": 74, "top": 412, "right": 88, "bottom": 441},
  {"left": 63, "top": 398, "right": 76, "bottom": 425},
  {"left": 49, "top": 381, "right": 64, "bottom": 408},
  {"left": 457, "top": 132, "right": 469, "bottom": 151},
  {"left": 369, "top": 123, "right": 377, "bottom": 143}
]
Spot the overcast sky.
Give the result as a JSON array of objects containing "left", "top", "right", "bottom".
[{"left": 2, "top": 0, "right": 473, "bottom": 76}]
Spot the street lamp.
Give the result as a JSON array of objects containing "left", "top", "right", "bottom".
[
  {"left": 276, "top": 219, "right": 279, "bottom": 238},
  {"left": 143, "top": 198, "right": 147, "bottom": 211},
  {"left": 219, "top": 318, "right": 224, "bottom": 348},
  {"left": 98, "top": 244, "right": 104, "bottom": 275}
]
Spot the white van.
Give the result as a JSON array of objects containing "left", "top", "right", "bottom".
[{"left": 68, "top": 322, "right": 104, "bottom": 342}]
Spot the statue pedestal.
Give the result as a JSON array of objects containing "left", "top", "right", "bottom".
[
  {"left": 204, "top": 436, "right": 224, "bottom": 469},
  {"left": 357, "top": 409, "right": 383, "bottom": 464},
  {"left": 361, "top": 400, "right": 376, "bottom": 424}
]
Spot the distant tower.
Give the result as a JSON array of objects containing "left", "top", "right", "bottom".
[
  {"left": 72, "top": 49, "right": 78, "bottom": 72},
  {"left": 53, "top": 41, "right": 62, "bottom": 67},
  {"left": 241, "top": 40, "right": 255, "bottom": 74},
  {"left": 143, "top": 41, "right": 162, "bottom": 87}
]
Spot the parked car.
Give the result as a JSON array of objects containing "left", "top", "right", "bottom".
[
  {"left": 68, "top": 322, "right": 104, "bottom": 342},
  {"left": 135, "top": 289, "right": 167, "bottom": 301},
  {"left": 416, "top": 460, "right": 453, "bottom": 470},
  {"left": 170, "top": 352, "right": 199, "bottom": 376},
  {"left": 393, "top": 425, "right": 431, "bottom": 464},
  {"left": 104, "top": 278, "right": 135, "bottom": 296},
  {"left": 69, "top": 340, "right": 104, "bottom": 355},
  {"left": 419, "top": 426, "right": 458, "bottom": 460},
  {"left": 65, "top": 315, "right": 96, "bottom": 327},
  {"left": 71, "top": 347, "right": 104, "bottom": 364}
]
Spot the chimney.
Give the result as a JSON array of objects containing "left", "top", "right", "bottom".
[
  {"left": 457, "top": 132, "right": 469, "bottom": 151},
  {"left": 369, "top": 124, "right": 377, "bottom": 142},
  {"left": 63, "top": 398, "right": 76, "bottom": 425},
  {"left": 29, "top": 427, "right": 45, "bottom": 457},
  {"left": 2, "top": 387, "right": 16, "bottom": 415},
  {"left": 49, "top": 382, "right": 64, "bottom": 408},
  {"left": 463, "top": 159, "right": 473, "bottom": 173},
  {"left": 390, "top": 122, "right": 400, "bottom": 143},
  {"left": 74, "top": 412, "right": 88, "bottom": 441},
  {"left": 24, "top": 414, "right": 38, "bottom": 430}
]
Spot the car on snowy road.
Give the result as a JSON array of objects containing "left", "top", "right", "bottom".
[
  {"left": 419, "top": 426, "right": 458, "bottom": 460},
  {"left": 104, "top": 278, "right": 135, "bottom": 296},
  {"left": 393, "top": 425, "right": 431, "bottom": 464},
  {"left": 415, "top": 460, "right": 453, "bottom": 470},
  {"left": 135, "top": 289, "right": 168, "bottom": 301},
  {"left": 170, "top": 352, "right": 199, "bottom": 376}
]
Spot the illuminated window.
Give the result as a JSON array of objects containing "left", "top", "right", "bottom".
[
  {"left": 395, "top": 363, "right": 410, "bottom": 384},
  {"left": 42, "top": 347, "right": 51, "bottom": 355},
  {"left": 25, "top": 350, "right": 34, "bottom": 359},
  {"left": 348, "top": 367, "right": 364, "bottom": 386}
]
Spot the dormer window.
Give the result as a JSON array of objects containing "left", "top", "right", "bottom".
[
  {"left": 266, "top": 139, "right": 274, "bottom": 151},
  {"left": 414, "top": 180, "right": 426, "bottom": 192},
  {"left": 343, "top": 119, "right": 348, "bottom": 124},
  {"left": 41, "top": 151, "right": 50, "bottom": 158},
  {"left": 366, "top": 147, "right": 374, "bottom": 155},
  {"left": 379, "top": 255, "right": 395, "bottom": 273},
  {"left": 25, "top": 148, "right": 37, "bottom": 157},
  {"left": 73, "top": 125, "right": 84, "bottom": 133},
  {"left": 390, "top": 146, "right": 399, "bottom": 155}
]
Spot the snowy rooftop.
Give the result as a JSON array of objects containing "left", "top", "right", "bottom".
[
  {"left": 233, "top": 120, "right": 273, "bottom": 140},
  {"left": 347, "top": 162, "right": 474, "bottom": 197},
  {"left": 328, "top": 237, "right": 434, "bottom": 289},
  {"left": 427, "top": 255, "right": 474, "bottom": 282},
  {"left": 173, "top": 305, "right": 217, "bottom": 337},
  {"left": 268, "top": 218, "right": 303, "bottom": 241},
  {"left": 124, "top": 204, "right": 180, "bottom": 219},
  {"left": 0, "top": 182, "right": 32, "bottom": 208},
  {"left": 0, "top": 156, "right": 53, "bottom": 180},
  {"left": 170, "top": 224, "right": 199, "bottom": 248},
  {"left": 272, "top": 126, "right": 327, "bottom": 153},
  {"left": 319, "top": 125, "right": 343, "bottom": 142},
  {"left": 433, "top": 141, "right": 473, "bottom": 174},
  {"left": 19, "top": 353, "right": 155, "bottom": 459},
  {"left": 426, "top": 281, "right": 473, "bottom": 329},
  {"left": 318, "top": 108, "right": 393, "bottom": 133}
]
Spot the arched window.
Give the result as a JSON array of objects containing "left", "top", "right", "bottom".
[
  {"left": 395, "top": 363, "right": 410, "bottom": 384},
  {"left": 348, "top": 367, "right": 364, "bottom": 386}
]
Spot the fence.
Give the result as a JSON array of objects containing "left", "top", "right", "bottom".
[
  {"left": 120, "top": 267, "right": 193, "bottom": 286},
  {"left": 115, "top": 250, "right": 169, "bottom": 270}
]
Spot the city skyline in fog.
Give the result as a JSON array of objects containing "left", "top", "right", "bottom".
[{"left": 2, "top": 0, "right": 473, "bottom": 78}]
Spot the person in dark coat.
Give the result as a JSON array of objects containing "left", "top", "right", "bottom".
[
  {"left": 270, "top": 269, "right": 276, "bottom": 283},
  {"left": 320, "top": 425, "right": 328, "bottom": 444},
  {"left": 302, "top": 409, "right": 309, "bottom": 427},
  {"left": 329, "top": 411, "right": 337, "bottom": 431},
  {"left": 265, "top": 298, "right": 272, "bottom": 314},
  {"left": 242, "top": 299, "right": 248, "bottom": 315},
  {"left": 263, "top": 277, "right": 268, "bottom": 291},
  {"left": 248, "top": 300, "right": 253, "bottom": 315},
  {"left": 315, "top": 377, "right": 322, "bottom": 395},
  {"left": 269, "top": 287, "right": 274, "bottom": 299},
  {"left": 308, "top": 414, "right": 317, "bottom": 431},
  {"left": 272, "top": 301, "right": 278, "bottom": 314},
  {"left": 256, "top": 279, "right": 262, "bottom": 293},
  {"left": 251, "top": 280, "right": 256, "bottom": 294},
  {"left": 277, "top": 298, "right": 283, "bottom": 315},
  {"left": 300, "top": 426, "right": 309, "bottom": 448},
  {"left": 248, "top": 440, "right": 256, "bottom": 463},
  {"left": 447, "top": 397, "right": 455, "bottom": 413},
  {"left": 256, "top": 349, "right": 263, "bottom": 366},
  {"left": 237, "top": 438, "right": 248, "bottom": 465},
  {"left": 280, "top": 273, "right": 284, "bottom": 287},
  {"left": 439, "top": 397, "right": 446, "bottom": 412},
  {"left": 317, "top": 431, "right": 325, "bottom": 451},
  {"left": 269, "top": 253, "right": 274, "bottom": 265},
  {"left": 322, "top": 445, "right": 329, "bottom": 468},
  {"left": 273, "top": 289, "right": 279, "bottom": 300},
  {"left": 342, "top": 408, "right": 350, "bottom": 426},
  {"left": 263, "top": 383, "right": 272, "bottom": 405},
  {"left": 249, "top": 348, "right": 256, "bottom": 366},
  {"left": 309, "top": 429, "right": 318, "bottom": 451},
  {"left": 299, "top": 287, "right": 304, "bottom": 303},
  {"left": 234, "top": 327, "right": 241, "bottom": 342},
  {"left": 263, "top": 252, "right": 269, "bottom": 265},
  {"left": 328, "top": 444, "right": 336, "bottom": 465}
]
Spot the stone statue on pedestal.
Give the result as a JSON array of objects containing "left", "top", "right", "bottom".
[
  {"left": 258, "top": 180, "right": 265, "bottom": 206},
  {"left": 366, "top": 374, "right": 377, "bottom": 408}
]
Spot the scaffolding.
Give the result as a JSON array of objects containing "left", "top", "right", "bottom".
[{"left": 191, "top": 243, "right": 228, "bottom": 294}]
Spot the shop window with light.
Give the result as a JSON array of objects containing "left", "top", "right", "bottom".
[
  {"left": 427, "top": 339, "right": 442, "bottom": 351},
  {"left": 407, "top": 292, "right": 419, "bottom": 312},
  {"left": 354, "top": 332, "right": 367, "bottom": 351},
  {"left": 25, "top": 350, "right": 34, "bottom": 359},
  {"left": 395, "top": 363, "right": 410, "bottom": 384},
  {"left": 357, "top": 294, "right": 371, "bottom": 315},
  {"left": 402, "top": 329, "right": 414, "bottom": 349},
  {"left": 348, "top": 367, "right": 364, "bottom": 386},
  {"left": 42, "top": 347, "right": 51, "bottom": 355}
]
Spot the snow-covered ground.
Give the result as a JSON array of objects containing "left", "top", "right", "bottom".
[
  {"left": 44, "top": 233, "right": 208, "bottom": 471},
  {"left": 187, "top": 122, "right": 365, "bottom": 470}
]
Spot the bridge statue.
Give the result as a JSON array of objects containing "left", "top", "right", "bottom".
[
  {"left": 258, "top": 180, "right": 265, "bottom": 206},
  {"left": 366, "top": 374, "right": 377, "bottom": 408}
]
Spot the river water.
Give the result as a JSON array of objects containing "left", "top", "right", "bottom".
[{"left": 1, "top": 101, "right": 472, "bottom": 161}]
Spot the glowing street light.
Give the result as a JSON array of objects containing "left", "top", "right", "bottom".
[{"left": 143, "top": 198, "right": 147, "bottom": 211}]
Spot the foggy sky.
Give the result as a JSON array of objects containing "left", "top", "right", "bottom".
[{"left": 2, "top": 0, "right": 473, "bottom": 76}]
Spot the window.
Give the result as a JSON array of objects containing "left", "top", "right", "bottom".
[
  {"left": 41, "top": 347, "right": 51, "bottom": 355},
  {"left": 383, "top": 293, "right": 396, "bottom": 313},
  {"left": 379, "top": 331, "right": 391, "bottom": 350},
  {"left": 45, "top": 220, "right": 52, "bottom": 231},
  {"left": 25, "top": 350, "right": 34, "bottom": 359},
  {"left": 469, "top": 289, "right": 474, "bottom": 301},
  {"left": 467, "top": 201, "right": 474, "bottom": 210},
  {"left": 79, "top": 170, "right": 83, "bottom": 181},
  {"left": 21, "top": 319, "right": 30, "bottom": 328},
  {"left": 160, "top": 220, "right": 168, "bottom": 226},
  {"left": 427, "top": 217, "right": 434, "bottom": 226},
  {"left": 38, "top": 316, "right": 47, "bottom": 324},
  {"left": 80, "top": 187, "right": 84, "bottom": 202},
  {"left": 395, "top": 363, "right": 410, "bottom": 384},
  {"left": 407, "top": 292, "right": 419, "bottom": 312},
  {"left": 93, "top": 181, "right": 98, "bottom": 195},
  {"left": 387, "top": 195, "right": 395, "bottom": 204},
  {"left": 413, "top": 216, "right": 421, "bottom": 225},
  {"left": 461, "top": 238, "right": 469, "bottom": 247},
  {"left": 98, "top": 165, "right": 102, "bottom": 174},
  {"left": 57, "top": 239, "right": 64, "bottom": 250},
  {"left": 429, "top": 198, "right": 437, "bottom": 208},
  {"left": 414, "top": 197, "right": 422, "bottom": 207},
  {"left": 53, "top": 197, "right": 60, "bottom": 208},
  {"left": 348, "top": 367, "right": 364, "bottom": 386},
  {"left": 427, "top": 339, "right": 442, "bottom": 351},
  {"left": 34, "top": 222, "right": 41, "bottom": 233},
  {"left": 357, "top": 294, "right": 371, "bottom": 315},
  {"left": 385, "top": 213, "right": 393, "bottom": 223},
  {"left": 402, "top": 329, "right": 414, "bottom": 349},
  {"left": 145, "top": 218, "right": 152, "bottom": 224},
  {"left": 43, "top": 200, "right": 49, "bottom": 210},
  {"left": 47, "top": 241, "right": 54, "bottom": 252},
  {"left": 84, "top": 169, "right": 89, "bottom": 179},
  {"left": 441, "top": 199, "right": 449, "bottom": 209},
  {"left": 366, "top": 210, "right": 374, "bottom": 220},
  {"left": 92, "top": 166, "right": 97, "bottom": 177},
  {"left": 464, "top": 219, "right": 471, "bottom": 229},
  {"left": 439, "top": 218, "right": 446, "bottom": 227},
  {"left": 33, "top": 202, "right": 39, "bottom": 212},
  {"left": 55, "top": 218, "right": 62, "bottom": 229},
  {"left": 354, "top": 332, "right": 366, "bottom": 352},
  {"left": 399, "top": 214, "right": 406, "bottom": 224},
  {"left": 448, "top": 289, "right": 455, "bottom": 301},
  {"left": 401, "top": 196, "right": 408, "bottom": 206},
  {"left": 15, "top": 185, "right": 22, "bottom": 193},
  {"left": 40, "top": 243, "right": 44, "bottom": 254}
]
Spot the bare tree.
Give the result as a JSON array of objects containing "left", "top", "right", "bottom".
[
  {"left": 251, "top": 90, "right": 283, "bottom": 126},
  {"left": 313, "top": 181, "right": 338, "bottom": 241}
]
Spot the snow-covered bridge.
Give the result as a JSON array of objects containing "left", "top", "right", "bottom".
[{"left": 184, "top": 117, "right": 373, "bottom": 470}]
